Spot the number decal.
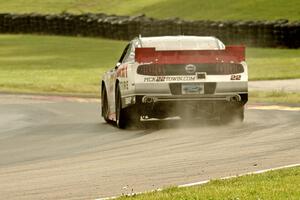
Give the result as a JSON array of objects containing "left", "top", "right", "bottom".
[{"left": 231, "top": 74, "right": 241, "bottom": 80}]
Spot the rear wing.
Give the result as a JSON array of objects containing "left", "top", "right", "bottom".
[{"left": 135, "top": 46, "right": 245, "bottom": 64}]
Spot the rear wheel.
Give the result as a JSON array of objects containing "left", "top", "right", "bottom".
[
  {"left": 101, "top": 87, "right": 109, "bottom": 122},
  {"left": 115, "top": 84, "right": 127, "bottom": 128},
  {"left": 115, "top": 84, "right": 140, "bottom": 129}
]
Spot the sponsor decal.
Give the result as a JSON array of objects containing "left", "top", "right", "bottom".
[
  {"left": 231, "top": 74, "right": 241, "bottom": 80},
  {"left": 144, "top": 76, "right": 196, "bottom": 82},
  {"left": 119, "top": 81, "right": 129, "bottom": 90},
  {"left": 196, "top": 72, "right": 206, "bottom": 79},
  {"left": 185, "top": 64, "right": 196, "bottom": 74}
]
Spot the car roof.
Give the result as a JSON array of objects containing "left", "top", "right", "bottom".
[{"left": 138, "top": 36, "right": 225, "bottom": 50}]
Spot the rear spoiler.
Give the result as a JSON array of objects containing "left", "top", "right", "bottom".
[{"left": 135, "top": 46, "right": 245, "bottom": 64}]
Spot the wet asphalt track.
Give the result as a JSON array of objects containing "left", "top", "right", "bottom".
[{"left": 0, "top": 94, "right": 299, "bottom": 200}]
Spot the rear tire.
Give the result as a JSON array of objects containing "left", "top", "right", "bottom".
[
  {"left": 101, "top": 87, "right": 109, "bottom": 122},
  {"left": 115, "top": 84, "right": 140, "bottom": 129},
  {"left": 115, "top": 84, "right": 127, "bottom": 129}
]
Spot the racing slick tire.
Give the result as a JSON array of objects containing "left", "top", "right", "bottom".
[
  {"left": 101, "top": 86, "right": 110, "bottom": 122},
  {"left": 220, "top": 105, "right": 244, "bottom": 124},
  {"left": 115, "top": 84, "right": 140, "bottom": 129},
  {"left": 115, "top": 84, "right": 127, "bottom": 129}
]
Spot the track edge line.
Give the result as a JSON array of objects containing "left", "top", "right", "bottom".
[{"left": 96, "top": 163, "right": 300, "bottom": 200}]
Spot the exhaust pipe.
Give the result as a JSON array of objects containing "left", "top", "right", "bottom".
[
  {"left": 229, "top": 95, "right": 241, "bottom": 102},
  {"left": 142, "top": 96, "right": 155, "bottom": 103}
]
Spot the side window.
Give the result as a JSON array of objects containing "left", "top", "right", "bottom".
[
  {"left": 118, "top": 43, "right": 130, "bottom": 64},
  {"left": 123, "top": 43, "right": 134, "bottom": 63},
  {"left": 123, "top": 40, "right": 141, "bottom": 63}
]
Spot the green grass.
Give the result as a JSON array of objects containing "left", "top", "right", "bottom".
[
  {"left": 0, "top": 34, "right": 299, "bottom": 96},
  {"left": 0, "top": 34, "right": 126, "bottom": 95},
  {"left": 0, "top": 0, "right": 300, "bottom": 21},
  {"left": 247, "top": 48, "right": 300, "bottom": 80},
  {"left": 250, "top": 91, "right": 300, "bottom": 104},
  {"left": 117, "top": 167, "right": 300, "bottom": 200}
]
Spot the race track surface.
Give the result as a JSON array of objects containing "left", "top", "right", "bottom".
[{"left": 0, "top": 94, "right": 299, "bottom": 199}]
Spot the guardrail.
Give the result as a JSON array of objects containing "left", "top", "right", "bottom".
[{"left": 0, "top": 13, "right": 299, "bottom": 48}]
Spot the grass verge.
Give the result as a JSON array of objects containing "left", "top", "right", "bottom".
[
  {"left": 249, "top": 91, "right": 300, "bottom": 104},
  {"left": 247, "top": 48, "right": 300, "bottom": 80},
  {"left": 0, "top": 34, "right": 299, "bottom": 96},
  {"left": 116, "top": 166, "right": 300, "bottom": 200},
  {"left": 0, "top": 0, "right": 299, "bottom": 21},
  {"left": 0, "top": 34, "right": 126, "bottom": 95}
]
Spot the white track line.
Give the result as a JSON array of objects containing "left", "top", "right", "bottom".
[
  {"left": 179, "top": 163, "right": 300, "bottom": 187},
  {"left": 96, "top": 163, "right": 300, "bottom": 200}
]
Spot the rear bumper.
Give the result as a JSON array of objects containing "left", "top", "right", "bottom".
[
  {"left": 134, "top": 81, "right": 248, "bottom": 94},
  {"left": 141, "top": 93, "right": 244, "bottom": 103},
  {"left": 122, "top": 93, "right": 248, "bottom": 109},
  {"left": 122, "top": 81, "right": 248, "bottom": 108}
]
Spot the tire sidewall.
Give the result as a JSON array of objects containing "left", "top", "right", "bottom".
[
  {"left": 101, "top": 87, "right": 109, "bottom": 121},
  {"left": 115, "top": 84, "right": 126, "bottom": 128}
]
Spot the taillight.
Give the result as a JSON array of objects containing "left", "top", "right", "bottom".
[{"left": 137, "top": 64, "right": 166, "bottom": 76}]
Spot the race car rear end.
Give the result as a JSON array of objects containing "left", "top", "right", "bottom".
[
  {"left": 102, "top": 36, "right": 248, "bottom": 128},
  {"left": 130, "top": 39, "right": 248, "bottom": 123}
]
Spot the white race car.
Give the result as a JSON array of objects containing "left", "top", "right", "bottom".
[{"left": 101, "top": 36, "right": 248, "bottom": 128}]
